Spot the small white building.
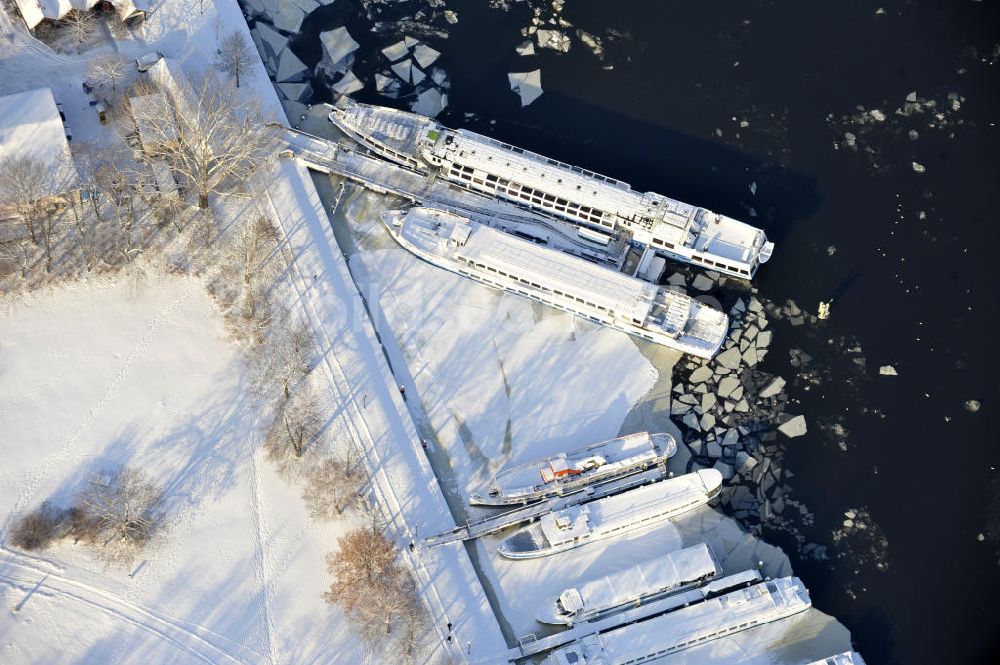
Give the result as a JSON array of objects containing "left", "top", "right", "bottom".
[
  {"left": 13, "top": 0, "right": 149, "bottom": 31},
  {"left": 0, "top": 87, "right": 80, "bottom": 212}
]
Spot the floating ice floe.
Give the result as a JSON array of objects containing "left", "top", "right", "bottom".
[
  {"left": 411, "top": 88, "right": 447, "bottom": 118},
  {"left": 759, "top": 377, "right": 786, "bottom": 399},
  {"left": 332, "top": 71, "right": 364, "bottom": 96},
  {"left": 288, "top": 0, "right": 319, "bottom": 13},
  {"left": 878, "top": 365, "right": 898, "bottom": 376},
  {"left": 375, "top": 73, "right": 395, "bottom": 92},
  {"left": 277, "top": 48, "right": 308, "bottom": 82},
  {"left": 431, "top": 67, "right": 448, "bottom": 87},
  {"left": 413, "top": 43, "right": 441, "bottom": 69},
  {"left": 404, "top": 35, "right": 421, "bottom": 48},
  {"left": 778, "top": 415, "right": 808, "bottom": 438},
  {"left": 255, "top": 22, "right": 288, "bottom": 66},
  {"left": 516, "top": 40, "right": 536, "bottom": 56},
  {"left": 320, "top": 27, "right": 360, "bottom": 67},
  {"left": 382, "top": 40, "right": 409, "bottom": 62},
  {"left": 536, "top": 28, "right": 571, "bottom": 52},
  {"left": 410, "top": 65, "right": 427, "bottom": 85},
  {"left": 508, "top": 69, "right": 543, "bottom": 106},
  {"left": 391, "top": 58, "right": 414, "bottom": 82},
  {"left": 964, "top": 399, "right": 981, "bottom": 413},
  {"left": 278, "top": 82, "right": 310, "bottom": 102},
  {"left": 911, "top": 161, "right": 926, "bottom": 173},
  {"left": 272, "top": 4, "right": 306, "bottom": 34},
  {"left": 444, "top": 10, "right": 458, "bottom": 24}
]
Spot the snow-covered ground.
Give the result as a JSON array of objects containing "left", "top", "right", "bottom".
[{"left": 0, "top": 277, "right": 366, "bottom": 664}]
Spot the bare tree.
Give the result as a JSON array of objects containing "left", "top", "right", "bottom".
[
  {"left": 94, "top": 149, "right": 139, "bottom": 253},
  {"left": 9, "top": 501, "right": 68, "bottom": 551},
  {"left": 0, "top": 155, "right": 51, "bottom": 245},
  {"left": 80, "top": 466, "right": 165, "bottom": 566},
  {"left": 302, "top": 447, "right": 364, "bottom": 519},
  {"left": 215, "top": 31, "right": 254, "bottom": 89},
  {"left": 324, "top": 526, "right": 426, "bottom": 657},
  {"left": 89, "top": 53, "right": 132, "bottom": 101},
  {"left": 257, "top": 313, "right": 314, "bottom": 401},
  {"left": 265, "top": 383, "right": 323, "bottom": 476},
  {"left": 62, "top": 10, "right": 97, "bottom": 49},
  {"left": 129, "top": 72, "right": 278, "bottom": 208},
  {"left": 232, "top": 214, "right": 279, "bottom": 320}
]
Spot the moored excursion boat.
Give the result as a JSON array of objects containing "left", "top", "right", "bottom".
[
  {"left": 536, "top": 543, "right": 719, "bottom": 625},
  {"left": 381, "top": 206, "right": 729, "bottom": 358},
  {"left": 541, "top": 576, "right": 812, "bottom": 665},
  {"left": 497, "top": 469, "right": 723, "bottom": 559},
  {"left": 470, "top": 431, "right": 676, "bottom": 507},
  {"left": 331, "top": 98, "right": 775, "bottom": 279}
]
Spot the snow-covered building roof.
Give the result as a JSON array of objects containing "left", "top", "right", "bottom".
[
  {"left": 14, "top": 0, "right": 147, "bottom": 30},
  {"left": 0, "top": 87, "right": 79, "bottom": 198},
  {"left": 145, "top": 58, "right": 199, "bottom": 116}
]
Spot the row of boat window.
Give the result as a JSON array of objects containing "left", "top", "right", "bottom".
[
  {"left": 620, "top": 618, "right": 762, "bottom": 664},
  {"left": 454, "top": 264, "right": 606, "bottom": 325},
  {"left": 362, "top": 135, "right": 417, "bottom": 167},
  {"left": 689, "top": 252, "right": 752, "bottom": 276},
  {"left": 599, "top": 498, "right": 700, "bottom": 535},
  {"left": 447, "top": 164, "right": 613, "bottom": 228},
  {"left": 456, "top": 256, "right": 614, "bottom": 314},
  {"left": 452, "top": 264, "right": 664, "bottom": 343}
]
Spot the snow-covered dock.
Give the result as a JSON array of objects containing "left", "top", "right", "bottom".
[
  {"left": 498, "top": 469, "right": 723, "bottom": 559},
  {"left": 541, "top": 577, "right": 811, "bottom": 664},
  {"left": 329, "top": 98, "right": 775, "bottom": 279},
  {"left": 472, "top": 431, "right": 676, "bottom": 506},
  {"left": 536, "top": 543, "right": 719, "bottom": 625},
  {"left": 382, "top": 206, "right": 729, "bottom": 357}
]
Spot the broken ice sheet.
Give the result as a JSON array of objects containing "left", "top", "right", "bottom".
[
  {"left": 411, "top": 88, "right": 447, "bottom": 118},
  {"left": 516, "top": 40, "right": 536, "bottom": 56},
  {"left": 320, "top": 27, "right": 360, "bottom": 66},
  {"left": 332, "top": 70, "right": 364, "bottom": 96},
  {"left": 508, "top": 69, "right": 543, "bottom": 106},
  {"left": 391, "top": 58, "right": 414, "bottom": 82},
  {"left": 413, "top": 43, "right": 441, "bottom": 69},
  {"left": 382, "top": 40, "right": 409, "bottom": 62},
  {"left": 277, "top": 48, "right": 308, "bottom": 82}
]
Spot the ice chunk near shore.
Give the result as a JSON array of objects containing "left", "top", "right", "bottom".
[
  {"left": 391, "top": 58, "right": 413, "bottom": 82},
  {"left": 278, "top": 82, "right": 309, "bottom": 102},
  {"left": 759, "top": 376, "right": 786, "bottom": 398},
  {"left": 779, "top": 415, "right": 808, "bottom": 438},
  {"left": 411, "top": 88, "right": 447, "bottom": 118},
  {"left": 508, "top": 70, "right": 543, "bottom": 106},
  {"left": 255, "top": 22, "right": 288, "bottom": 66},
  {"left": 321, "top": 27, "right": 360, "bottom": 67},
  {"left": 382, "top": 40, "right": 409, "bottom": 62},
  {"left": 277, "top": 48, "right": 308, "bottom": 82},
  {"left": 879, "top": 365, "right": 898, "bottom": 376},
  {"left": 375, "top": 73, "right": 395, "bottom": 92},
  {"left": 413, "top": 44, "right": 440, "bottom": 68},
  {"left": 272, "top": 4, "right": 306, "bottom": 34},
  {"left": 332, "top": 71, "right": 364, "bottom": 96},
  {"left": 516, "top": 40, "right": 536, "bottom": 56}
]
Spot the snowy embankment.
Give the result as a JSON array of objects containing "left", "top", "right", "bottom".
[
  {"left": 0, "top": 277, "right": 366, "bottom": 664},
  {"left": 257, "top": 158, "right": 509, "bottom": 661}
]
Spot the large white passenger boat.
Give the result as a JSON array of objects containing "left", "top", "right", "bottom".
[
  {"left": 381, "top": 206, "right": 729, "bottom": 358},
  {"left": 497, "top": 469, "right": 722, "bottom": 559},
  {"left": 471, "top": 432, "right": 676, "bottom": 507},
  {"left": 331, "top": 98, "right": 775, "bottom": 279},
  {"left": 536, "top": 543, "right": 719, "bottom": 625},
  {"left": 542, "top": 577, "right": 812, "bottom": 665}
]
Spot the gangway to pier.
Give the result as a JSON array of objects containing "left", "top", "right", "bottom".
[
  {"left": 422, "top": 467, "right": 667, "bottom": 547},
  {"left": 281, "top": 126, "right": 629, "bottom": 265}
]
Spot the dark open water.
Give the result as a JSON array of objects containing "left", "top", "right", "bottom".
[{"left": 287, "top": 1, "right": 1000, "bottom": 662}]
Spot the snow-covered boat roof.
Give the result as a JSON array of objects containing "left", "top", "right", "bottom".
[
  {"left": 547, "top": 577, "right": 811, "bottom": 665},
  {"left": 538, "top": 470, "right": 721, "bottom": 545},
  {"left": 568, "top": 543, "right": 718, "bottom": 614},
  {"left": 456, "top": 222, "right": 661, "bottom": 323},
  {"left": 0, "top": 88, "right": 79, "bottom": 198}
]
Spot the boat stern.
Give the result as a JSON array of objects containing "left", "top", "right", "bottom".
[{"left": 697, "top": 468, "right": 724, "bottom": 498}]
